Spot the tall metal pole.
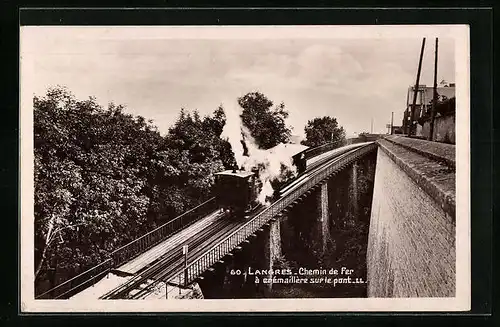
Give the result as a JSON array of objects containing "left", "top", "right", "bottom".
[
  {"left": 429, "top": 38, "right": 439, "bottom": 141},
  {"left": 391, "top": 111, "right": 394, "bottom": 135},
  {"left": 404, "top": 89, "right": 410, "bottom": 134},
  {"left": 371, "top": 118, "right": 373, "bottom": 134},
  {"left": 409, "top": 37, "right": 426, "bottom": 137}
]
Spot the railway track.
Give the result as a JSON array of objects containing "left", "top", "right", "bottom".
[
  {"left": 126, "top": 219, "right": 238, "bottom": 299},
  {"left": 116, "top": 209, "right": 222, "bottom": 276},
  {"left": 100, "top": 213, "right": 233, "bottom": 299},
  {"left": 101, "top": 206, "right": 267, "bottom": 299},
  {"left": 279, "top": 144, "right": 369, "bottom": 198},
  {"left": 279, "top": 142, "right": 368, "bottom": 195}
]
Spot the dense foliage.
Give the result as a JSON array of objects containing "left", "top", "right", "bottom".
[
  {"left": 238, "top": 92, "right": 292, "bottom": 149},
  {"left": 34, "top": 86, "right": 235, "bottom": 293},
  {"left": 301, "top": 116, "right": 346, "bottom": 148},
  {"left": 418, "top": 96, "right": 456, "bottom": 125}
]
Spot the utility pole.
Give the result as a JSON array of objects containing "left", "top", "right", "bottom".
[
  {"left": 404, "top": 89, "right": 410, "bottom": 134},
  {"left": 391, "top": 111, "right": 394, "bottom": 135},
  {"left": 409, "top": 37, "right": 426, "bottom": 137},
  {"left": 370, "top": 118, "right": 373, "bottom": 134},
  {"left": 429, "top": 38, "right": 439, "bottom": 141}
]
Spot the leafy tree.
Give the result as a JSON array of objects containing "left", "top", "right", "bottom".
[
  {"left": 419, "top": 95, "right": 456, "bottom": 124},
  {"left": 301, "top": 116, "right": 346, "bottom": 148},
  {"left": 33, "top": 86, "right": 235, "bottom": 295},
  {"left": 203, "top": 106, "right": 237, "bottom": 170},
  {"left": 34, "top": 87, "right": 166, "bottom": 286},
  {"left": 238, "top": 92, "right": 292, "bottom": 149},
  {"left": 163, "top": 106, "right": 237, "bottom": 203}
]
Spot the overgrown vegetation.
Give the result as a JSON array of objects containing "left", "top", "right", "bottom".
[
  {"left": 238, "top": 92, "right": 292, "bottom": 149},
  {"left": 301, "top": 116, "right": 346, "bottom": 148},
  {"left": 34, "top": 86, "right": 234, "bottom": 294}
]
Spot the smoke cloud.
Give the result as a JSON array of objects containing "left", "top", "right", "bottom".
[
  {"left": 220, "top": 100, "right": 246, "bottom": 168},
  {"left": 221, "top": 101, "right": 308, "bottom": 204}
]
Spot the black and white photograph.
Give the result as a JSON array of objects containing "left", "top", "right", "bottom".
[{"left": 20, "top": 24, "right": 470, "bottom": 312}]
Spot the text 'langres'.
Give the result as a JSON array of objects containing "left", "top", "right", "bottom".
[{"left": 230, "top": 267, "right": 356, "bottom": 276}]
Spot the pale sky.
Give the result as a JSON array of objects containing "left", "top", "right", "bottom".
[{"left": 21, "top": 26, "right": 458, "bottom": 138}]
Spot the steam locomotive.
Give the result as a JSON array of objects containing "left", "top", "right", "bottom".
[
  {"left": 213, "top": 149, "right": 305, "bottom": 220},
  {"left": 213, "top": 141, "right": 374, "bottom": 221},
  {"left": 214, "top": 167, "right": 263, "bottom": 219},
  {"left": 213, "top": 149, "right": 309, "bottom": 220}
]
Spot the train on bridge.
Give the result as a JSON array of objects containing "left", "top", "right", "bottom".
[
  {"left": 212, "top": 140, "right": 372, "bottom": 221},
  {"left": 214, "top": 168, "right": 263, "bottom": 219}
]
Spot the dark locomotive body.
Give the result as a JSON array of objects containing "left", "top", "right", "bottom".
[
  {"left": 292, "top": 151, "right": 307, "bottom": 174},
  {"left": 214, "top": 169, "right": 262, "bottom": 219}
]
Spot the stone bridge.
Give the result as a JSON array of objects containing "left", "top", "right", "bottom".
[{"left": 196, "top": 135, "right": 456, "bottom": 299}]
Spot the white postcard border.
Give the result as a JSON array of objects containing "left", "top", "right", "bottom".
[{"left": 20, "top": 24, "right": 471, "bottom": 313}]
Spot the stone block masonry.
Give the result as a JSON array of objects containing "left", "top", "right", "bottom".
[
  {"left": 422, "top": 114, "right": 456, "bottom": 144},
  {"left": 316, "top": 182, "right": 329, "bottom": 253},
  {"left": 264, "top": 219, "right": 282, "bottom": 291},
  {"left": 268, "top": 219, "right": 282, "bottom": 270},
  {"left": 351, "top": 161, "right": 359, "bottom": 218},
  {"left": 367, "top": 136, "right": 455, "bottom": 297}
]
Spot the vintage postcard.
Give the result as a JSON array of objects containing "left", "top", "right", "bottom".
[{"left": 20, "top": 24, "right": 470, "bottom": 312}]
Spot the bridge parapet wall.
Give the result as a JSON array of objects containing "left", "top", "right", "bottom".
[{"left": 367, "top": 135, "right": 456, "bottom": 297}]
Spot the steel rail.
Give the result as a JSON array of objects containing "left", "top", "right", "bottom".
[
  {"left": 100, "top": 222, "right": 226, "bottom": 299},
  {"left": 280, "top": 143, "right": 372, "bottom": 197},
  {"left": 110, "top": 197, "right": 217, "bottom": 268},
  {"left": 100, "top": 214, "right": 238, "bottom": 299},
  {"left": 127, "top": 219, "right": 242, "bottom": 299},
  {"left": 103, "top": 204, "right": 268, "bottom": 299},
  {"left": 111, "top": 205, "right": 268, "bottom": 299},
  {"left": 300, "top": 139, "right": 347, "bottom": 161}
]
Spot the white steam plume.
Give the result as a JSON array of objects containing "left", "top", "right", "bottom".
[
  {"left": 220, "top": 100, "right": 245, "bottom": 169},
  {"left": 220, "top": 100, "right": 308, "bottom": 205}
]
